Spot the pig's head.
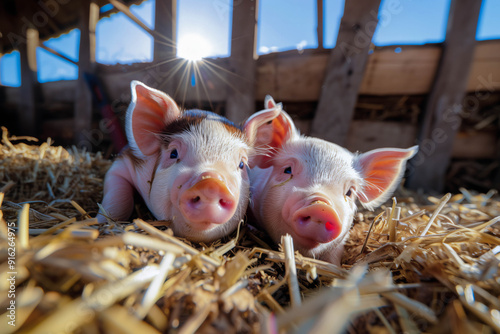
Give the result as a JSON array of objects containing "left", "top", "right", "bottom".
[
  {"left": 123, "top": 81, "right": 279, "bottom": 242},
  {"left": 249, "top": 96, "right": 417, "bottom": 264}
]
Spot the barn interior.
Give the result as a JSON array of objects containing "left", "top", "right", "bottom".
[{"left": 1, "top": 0, "right": 500, "bottom": 333}]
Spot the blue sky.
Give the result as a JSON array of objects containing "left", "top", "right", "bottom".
[{"left": 1, "top": 0, "right": 499, "bottom": 86}]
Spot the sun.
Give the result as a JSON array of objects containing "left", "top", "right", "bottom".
[{"left": 177, "top": 34, "right": 212, "bottom": 61}]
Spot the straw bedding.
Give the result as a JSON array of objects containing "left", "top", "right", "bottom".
[{"left": 1, "top": 127, "right": 499, "bottom": 333}]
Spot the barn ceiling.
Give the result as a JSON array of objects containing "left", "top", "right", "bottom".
[{"left": 0, "top": 0, "right": 144, "bottom": 54}]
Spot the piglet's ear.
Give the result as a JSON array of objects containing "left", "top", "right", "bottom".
[
  {"left": 355, "top": 146, "right": 418, "bottom": 210},
  {"left": 243, "top": 101, "right": 281, "bottom": 147},
  {"left": 246, "top": 98, "right": 299, "bottom": 168},
  {"left": 126, "top": 81, "right": 180, "bottom": 157},
  {"left": 265, "top": 95, "right": 277, "bottom": 110}
]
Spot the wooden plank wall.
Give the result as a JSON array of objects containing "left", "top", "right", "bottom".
[
  {"left": 9, "top": 39, "right": 499, "bottom": 113},
  {"left": 8, "top": 39, "right": 499, "bottom": 125},
  {"left": 3, "top": 0, "right": 499, "bottom": 192},
  {"left": 255, "top": 41, "right": 500, "bottom": 100}
]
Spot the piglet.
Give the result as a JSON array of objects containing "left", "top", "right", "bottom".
[
  {"left": 249, "top": 97, "right": 417, "bottom": 265},
  {"left": 98, "top": 81, "right": 279, "bottom": 242}
]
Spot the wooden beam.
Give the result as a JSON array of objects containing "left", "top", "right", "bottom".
[
  {"left": 317, "top": 0, "right": 324, "bottom": 50},
  {"left": 39, "top": 44, "right": 78, "bottom": 66},
  {"left": 80, "top": 39, "right": 499, "bottom": 104},
  {"left": 359, "top": 45, "right": 442, "bottom": 95},
  {"left": 406, "top": 0, "right": 483, "bottom": 193},
  {"left": 310, "top": 0, "right": 382, "bottom": 145},
  {"left": 154, "top": 0, "right": 176, "bottom": 61},
  {"left": 226, "top": 0, "right": 258, "bottom": 123},
  {"left": 18, "top": 28, "right": 39, "bottom": 136},
  {"left": 153, "top": 0, "right": 176, "bottom": 93},
  {"left": 110, "top": 0, "right": 169, "bottom": 44},
  {"left": 451, "top": 130, "right": 497, "bottom": 159},
  {"left": 26, "top": 29, "right": 38, "bottom": 73},
  {"left": 89, "top": 1, "right": 98, "bottom": 64},
  {"left": 494, "top": 147, "right": 500, "bottom": 191},
  {"left": 255, "top": 41, "right": 500, "bottom": 100},
  {"left": 345, "top": 121, "right": 417, "bottom": 153},
  {"left": 22, "top": 38, "right": 499, "bottom": 105},
  {"left": 0, "top": 9, "right": 4, "bottom": 56},
  {"left": 74, "top": 1, "right": 98, "bottom": 150}
]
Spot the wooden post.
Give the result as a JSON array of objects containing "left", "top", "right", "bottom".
[
  {"left": 407, "top": 0, "right": 483, "bottom": 192},
  {"left": 153, "top": 0, "right": 176, "bottom": 93},
  {"left": 494, "top": 152, "right": 500, "bottom": 191},
  {"left": 18, "top": 28, "right": 39, "bottom": 136},
  {"left": 317, "top": 0, "right": 324, "bottom": 50},
  {"left": 153, "top": 0, "right": 176, "bottom": 63},
  {"left": 310, "top": 0, "right": 381, "bottom": 145},
  {"left": 75, "top": 1, "right": 98, "bottom": 150},
  {"left": 226, "top": 0, "right": 258, "bottom": 123},
  {"left": 0, "top": 7, "right": 5, "bottom": 80}
]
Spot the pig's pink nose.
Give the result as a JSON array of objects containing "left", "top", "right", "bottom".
[
  {"left": 179, "top": 173, "right": 237, "bottom": 229},
  {"left": 291, "top": 203, "right": 342, "bottom": 245}
]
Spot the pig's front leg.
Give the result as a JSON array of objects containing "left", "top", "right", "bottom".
[{"left": 98, "top": 160, "right": 136, "bottom": 223}]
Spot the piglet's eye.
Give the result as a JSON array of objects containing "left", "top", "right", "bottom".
[
  {"left": 170, "top": 149, "right": 178, "bottom": 159},
  {"left": 284, "top": 167, "right": 292, "bottom": 174},
  {"left": 346, "top": 188, "right": 353, "bottom": 197},
  {"left": 239, "top": 161, "right": 244, "bottom": 169}
]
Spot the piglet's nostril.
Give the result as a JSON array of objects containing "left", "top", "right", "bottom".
[
  {"left": 298, "top": 216, "right": 311, "bottom": 225},
  {"left": 325, "top": 221, "right": 336, "bottom": 232},
  {"left": 220, "top": 198, "right": 234, "bottom": 208},
  {"left": 191, "top": 196, "right": 200, "bottom": 204}
]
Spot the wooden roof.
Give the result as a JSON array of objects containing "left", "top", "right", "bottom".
[{"left": 0, "top": 0, "right": 143, "bottom": 54}]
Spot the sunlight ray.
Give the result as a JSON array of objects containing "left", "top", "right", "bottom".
[
  {"left": 192, "top": 61, "right": 214, "bottom": 111},
  {"left": 201, "top": 62, "right": 244, "bottom": 96}
]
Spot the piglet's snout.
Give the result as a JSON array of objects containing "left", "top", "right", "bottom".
[
  {"left": 179, "top": 172, "right": 237, "bottom": 228},
  {"left": 291, "top": 202, "right": 342, "bottom": 244}
]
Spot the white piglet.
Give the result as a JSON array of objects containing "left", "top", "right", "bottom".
[
  {"left": 249, "top": 97, "right": 417, "bottom": 265},
  {"left": 98, "top": 81, "right": 279, "bottom": 242}
]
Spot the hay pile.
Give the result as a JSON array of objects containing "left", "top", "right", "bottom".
[{"left": 1, "top": 128, "right": 499, "bottom": 333}]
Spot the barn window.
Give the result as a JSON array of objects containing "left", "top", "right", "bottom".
[
  {"left": 176, "top": 0, "right": 232, "bottom": 59},
  {"left": 96, "top": 0, "right": 155, "bottom": 64},
  {"left": 372, "top": 0, "right": 451, "bottom": 46},
  {"left": 476, "top": 0, "right": 500, "bottom": 40},
  {"left": 257, "top": 0, "right": 318, "bottom": 54},
  {"left": 37, "top": 29, "right": 79, "bottom": 83},
  {"left": 0, "top": 51, "right": 21, "bottom": 87}
]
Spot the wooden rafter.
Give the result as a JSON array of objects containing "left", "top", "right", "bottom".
[
  {"left": 407, "top": 0, "right": 483, "bottom": 192},
  {"left": 310, "top": 0, "right": 382, "bottom": 145},
  {"left": 225, "top": 0, "right": 259, "bottom": 123},
  {"left": 109, "top": 0, "right": 169, "bottom": 43},
  {"left": 39, "top": 44, "right": 78, "bottom": 66}
]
